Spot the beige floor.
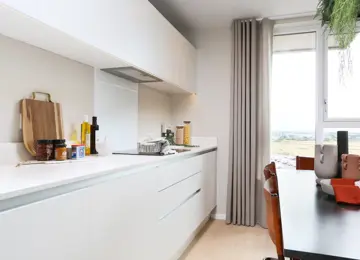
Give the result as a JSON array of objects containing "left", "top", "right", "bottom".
[{"left": 182, "top": 220, "right": 277, "bottom": 260}]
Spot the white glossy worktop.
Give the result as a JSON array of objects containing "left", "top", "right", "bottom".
[{"left": 0, "top": 139, "right": 217, "bottom": 202}]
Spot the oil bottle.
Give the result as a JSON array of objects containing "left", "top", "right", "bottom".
[{"left": 81, "top": 115, "right": 91, "bottom": 155}]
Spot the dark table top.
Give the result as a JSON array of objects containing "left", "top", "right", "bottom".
[{"left": 277, "top": 170, "right": 360, "bottom": 260}]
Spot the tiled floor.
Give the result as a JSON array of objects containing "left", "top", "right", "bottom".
[{"left": 182, "top": 220, "right": 277, "bottom": 260}]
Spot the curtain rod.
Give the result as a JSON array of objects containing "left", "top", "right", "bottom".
[{"left": 255, "top": 11, "right": 316, "bottom": 22}]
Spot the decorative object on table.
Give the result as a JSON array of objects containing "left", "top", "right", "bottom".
[
  {"left": 36, "top": 139, "right": 53, "bottom": 161},
  {"left": 175, "top": 125, "right": 184, "bottom": 145},
  {"left": 71, "top": 144, "right": 85, "bottom": 159},
  {"left": 341, "top": 154, "right": 360, "bottom": 179},
  {"left": 315, "top": 145, "right": 338, "bottom": 180},
  {"left": 90, "top": 116, "right": 99, "bottom": 155},
  {"left": 331, "top": 178, "right": 360, "bottom": 205},
  {"left": 81, "top": 115, "right": 91, "bottom": 156},
  {"left": 21, "top": 92, "right": 64, "bottom": 156},
  {"left": 337, "top": 131, "right": 349, "bottom": 178},
  {"left": 183, "top": 121, "right": 191, "bottom": 145},
  {"left": 320, "top": 179, "right": 335, "bottom": 196}
]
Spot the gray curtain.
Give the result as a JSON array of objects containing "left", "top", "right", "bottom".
[{"left": 226, "top": 18, "right": 274, "bottom": 227}]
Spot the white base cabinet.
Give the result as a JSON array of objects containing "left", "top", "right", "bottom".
[{"left": 0, "top": 151, "right": 217, "bottom": 260}]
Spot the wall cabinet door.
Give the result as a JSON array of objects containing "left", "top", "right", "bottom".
[
  {"left": 0, "top": 169, "right": 158, "bottom": 260},
  {"left": 1, "top": 0, "right": 196, "bottom": 93}
]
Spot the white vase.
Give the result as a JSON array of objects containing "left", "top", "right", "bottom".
[{"left": 315, "top": 144, "right": 338, "bottom": 179}]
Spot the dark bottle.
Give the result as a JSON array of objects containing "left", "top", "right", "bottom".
[
  {"left": 91, "top": 116, "right": 99, "bottom": 155},
  {"left": 337, "top": 131, "right": 349, "bottom": 178}
]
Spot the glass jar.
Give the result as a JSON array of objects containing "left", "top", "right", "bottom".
[
  {"left": 55, "top": 144, "right": 67, "bottom": 161},
  {"left": 52, "top": 139, "right": 66, "bottom": 160},
  {"left": 176, "top": 126, "right": 184, "bottom": 145},
  {"left": 36, "top": 140, "right": 53, "bottom": 161},
  {"left": 183, "top": 121, "right": 191, "bottom": 145}
]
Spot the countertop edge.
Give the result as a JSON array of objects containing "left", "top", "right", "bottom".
[{"left": 0, "top": 147, "right": 217, "bottom": 213}]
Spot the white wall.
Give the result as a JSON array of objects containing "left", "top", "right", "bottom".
[
  {"left": 171, "top": 28, "right": 232, "bottom": 217},
  {"left": 138, "top": 85, "right": 172, "bottom": 139},
  {"left": 0, "top": 34, "right": 94, "bottom": 142},
  {"left": 94, "top": 70, "right": 138, "bottom": 151}
]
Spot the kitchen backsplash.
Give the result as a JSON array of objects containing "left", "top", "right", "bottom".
[
  {"left": 0, "top": 34, "right": 94, "bottom": 142},
  {"left": 138, "top": 85, "right": 172, "bottom": 140}
]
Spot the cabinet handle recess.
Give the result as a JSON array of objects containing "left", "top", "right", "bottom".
[{"left": 159, "top": 188, "right": 201, "bottom": 221}]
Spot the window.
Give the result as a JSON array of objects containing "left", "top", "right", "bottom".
[
  {"left": 324, "top": 129, "right": 360, "bottom": 154},
  {"left": 271, "top": 32, "right": 316, "bottom": 168},
  {"left": 271, "top": 22, "right": 360, "bottom": 168},
  {"left": 326, "top": 34, "right": 360, "bottom": 120}
]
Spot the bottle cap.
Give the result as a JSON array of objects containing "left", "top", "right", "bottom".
[{"left": 83, "top": 115, "right": 89, "bottom": 122}]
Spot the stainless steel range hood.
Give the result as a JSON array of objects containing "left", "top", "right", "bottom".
[{"left": 101, "top": 66, "right": 163, "bottom": 83}]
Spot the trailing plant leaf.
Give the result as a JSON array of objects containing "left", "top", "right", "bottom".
[
  {"left": 330, "top": 0, "right": 359, "bottom": 49},
  {"left": 315, "top": 0, "right": 335, "bottom": 26}
]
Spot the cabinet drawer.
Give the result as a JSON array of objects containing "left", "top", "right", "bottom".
[
  {"left": 157, "top": 190, "right": 202, "bottom": 260},
  {"left": 157, "top": 156, "right": 202, "bottom": 191},
  {"left": 158, "top": 172, "right": 201, "bottom": 220}
]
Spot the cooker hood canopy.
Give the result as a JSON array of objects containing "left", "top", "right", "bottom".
[{"left": 101, "top": 66, "right": 163, "bottom": 83}]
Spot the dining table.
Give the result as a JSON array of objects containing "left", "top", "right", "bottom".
[{"left": 277, "top": 169, "right": 360, "bottom": 260}]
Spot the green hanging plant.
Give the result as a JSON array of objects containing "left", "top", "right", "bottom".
[
  {"left": 316, "top": 0, "right": 360, "bottom": 84},
  {"left": 316, "top": 0, "right": 360, "bottom": 49}
]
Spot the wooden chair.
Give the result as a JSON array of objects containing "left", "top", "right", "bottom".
[
  {"left": 296, "top": 156, "right": 314, "bottom": 170},
  {"left": 263, "top": 162, "right": 300, "bottom": 260},
  {"left": 263, "top": 162, "right": 284, "bottom": 260}
]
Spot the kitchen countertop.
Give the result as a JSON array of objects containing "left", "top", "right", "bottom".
[{"left": 0, "top": 144, "right": 217, "bottom": 206}]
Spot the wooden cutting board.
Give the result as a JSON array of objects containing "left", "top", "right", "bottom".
[{"left": 20, "top": 92, "right": 64, "bottom": 156}]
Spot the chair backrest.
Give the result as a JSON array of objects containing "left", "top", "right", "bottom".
[
  {"left": 263, "top": 162, "right": 284, "bottom": 259},
  {"left": 296, "top": 156, "right": 314, "bottom": 170}
]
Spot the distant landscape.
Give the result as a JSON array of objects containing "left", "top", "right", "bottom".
[{"left": 271, "top": 131, "right": 360, "bottom": 168}]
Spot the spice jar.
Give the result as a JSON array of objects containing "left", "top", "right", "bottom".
[
  {"left": 183, "top": 121, "right": 191, "bottom": 145},
  {"left": 176, "top": 125, "right": 184, "bottom": 145},
  {"left": 36, "top": 140, "right": 53, "bottom": 161},
  {"left": 72, "top": 144, "right": 85, "bottom": 159},
  {"left": 52, "top": 139, "right": 66, "bottom": 160},
  {"left": 55, "top": 144, "right": 67, "bottom": 161}
]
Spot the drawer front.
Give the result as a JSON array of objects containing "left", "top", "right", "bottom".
[
  {"left": 158, "top": 172, "right": 201, "bottom": 220},
  {"left": 157, "top": 156, "right": 202, "bottom": 191},
  {"left": 157, "top": 190, "right": 202, "bottom": 260}
]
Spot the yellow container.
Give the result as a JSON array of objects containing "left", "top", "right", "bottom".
[{"left": 183, "top": 121, "right": 191, "bottom": 145}]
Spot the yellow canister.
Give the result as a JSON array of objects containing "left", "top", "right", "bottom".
[{"left": 183, "top": 121, "right": 191, "bottom": 145}]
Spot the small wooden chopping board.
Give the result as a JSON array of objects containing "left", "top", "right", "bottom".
[{"left": 21, "top": 92, "right": 64, "bottom": 156}]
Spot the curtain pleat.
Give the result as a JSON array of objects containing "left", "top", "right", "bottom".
[{"left": 226, "top": 18, "right": 274, "bottom": 227}]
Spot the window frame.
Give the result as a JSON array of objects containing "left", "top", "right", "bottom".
[{"left": 274, "top": 20, "right": 360, "bottom": 145}]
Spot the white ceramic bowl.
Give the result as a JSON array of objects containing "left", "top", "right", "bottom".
[{"left": 320, "top": 179, "right": 335, "bottom": 196}]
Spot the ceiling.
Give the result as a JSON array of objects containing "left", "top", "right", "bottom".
[{"left": 149, "top": 0, "right": 318, "bottom": 32}]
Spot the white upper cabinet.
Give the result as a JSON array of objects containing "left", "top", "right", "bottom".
[{"left": 0, "top": 0, "right": 196, "bottom": 93}]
